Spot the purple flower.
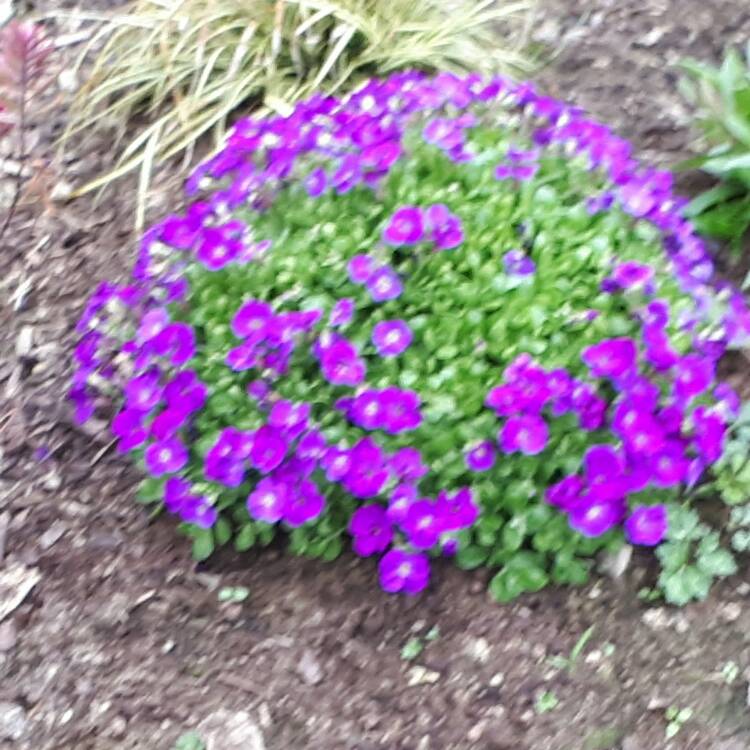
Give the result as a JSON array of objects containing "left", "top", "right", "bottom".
[
  {"left": 180, "top": 495, "right": 218, "bottom": 529},
  {"left": 389, "top": 447, "right": 428, "bottom": 482},
  {"left": 249, "top": 425, "right": 288, "bottom": 473},
  {"left": 465, "top": 441, "right": 496, "bottom": 472},
  {"left": 164, "top": 370, "right": 207, "bottom": 413},
  {"left": 152, "top": 323, "right": 196, "bottom": 366},
  {"left": 383, "top": 206, "right": 424, "bottom": 246},
  {"left": 545, "top": 475, "right": 584, "bottom": 511},
  {"left": 714, "top": 383, "right": 740, "bottom": 420},
  {"left": 436, "top": 487, "right": 479, "bottom": 531},
  {"left": 164, "top": 477, "right": 191, "bottom": 513},
  {"left": 247, "top": 379, "right": 270, "bottom": 402},
  {"left": 379, "top": 549, "right": 430, "bottom": 595},
  {"left": 283, "top": 479, "right": 325, "bottom": 526},
  {"left": 112, "top": 408, "right": 148, "bottom": 452},
  {"left": 349, "top": 389, "right": 384, "bottom": 431},
  {"left": 371, "top": 319, "right": 413, "bottom": 357},
  {"left": 322, "top": 446, "right": 352, "bottom": 481},
  {"left": 150, "top": 408, "right": 188, "bottom": 440},
  {"left": 216, "top": 427, "right": 255, "bottom": 459},
  {"left": 499, "top": 414, "right": 548, "bottom": 455},
  {"left": 247, "top": 477, "right": 288, "bottom": 523},
  {"left": 692, "top": 406, "right": 726, "bottom": 463},
  {"left": 503, "top": 249, "right": 536, "bottom": 276},
  {"left": 582, "top": 337, "right": 637, "bottom": 380},
  {"left": 423, "top": 118, "right": 464, "bottom": 149},
  {"left": 269, "top": 399, "right": 311, "bottom": 440},
  {"left": 204, "top": 453, "right": 245, "bottom": 487},
  {"left": 673, "top": 354, "right": 713, "bottom": 401},
  {"left": 402, "top": 499, "right": 443, "bottom": 549},
  {"left": 317, "top": 334, "right": 367, "bottom": 387},
  {"left": 367, "top": 266, "right": 403, "bottom": 302},
  {"left": 622, "top": 376, "right": 660, "bottom": 411},
  {"left": 379, "top": 387, "right": 422, "bottom": 434},
  {"left": 332, "top": 154, "right": 361, "bottom": 194},
  {"left": 514, "top": 366, "right": 552, "bottom": 413},
  {"left": 650, "top": 441, "right": 690, "bottom": 487},
  {"left": 624, "top": 505, "right": 667, "bottom": 546},
  {"left": 297, "top": 429, "right": 327, "bottom": 460},
  {"left": 485, "top": 384, "right": 522, "bottom": 417},
  {"left": 226, "top": 342, "right": 258, "bottom": 371},
  {"left": 145, "top": 438, "right": 188, "bottom": 476},
  {"left": 569, "top": 499, "right": 626, "bottom": 537},
  {"left": 387, "top": 484, "right": 417, "bottom": 524},
  {"left": 348, "top": 504, "right": 393, "bottom": 556},
  {"left": 612, "top": 405, "right": 665, "bottom": 456},
  {"left": 347, "top": 254, "right": 375, "bottom": 284},
  {"left": 342, "top": 437, "right": 389, "bottom": 498},
  {"left": 305, "top": 167, "right": 327, "bottom": 197},
  {"left": 643, "top": 299, "right": 670, "bottom": 328},
  {"left": 583, "top": 445, "right": 628, "bottom": 501},
  {"left": 611, "top": 261, "right": 654, "bottom": 289},
  {"left": 330, "top": 298, "right": 355, "bottom": 327},
  {"left": 232, "top": 300, "right": 273, "bottom": 341},
  {"left": 196, "top": 228, "right": 240, "bottom": 269},
  {"left": 138, "top": 308, "right": 170, "bottom": 342},
  {"left": 426, "top": 204, "right": 464, "bottom": 250},
  {"left": 124, "top": 370, "right": 162, "bottom": 412},
  {"left": 643, "top": 325, "right": 679, "bottom": 371}
]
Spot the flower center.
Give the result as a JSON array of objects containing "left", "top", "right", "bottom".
[{"left": 397, "top": 562, "right": 413, "bottom": 578}]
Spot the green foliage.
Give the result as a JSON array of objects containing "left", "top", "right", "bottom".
[
  {"left": 712, "top": 402, "right": 750, "bottom": 506},
  {"left": 728, "top": 505, "right": 750, "bottom": 553},
  {"left": 62, "top": 0, "right": 535, "bottom": 227},
  {"left": 535, "top": 690, "right": 559, "bottom": 714},
  {"left": 664, "top": 706, "right": 693, "bottom": 740},
  {"left": 173, "top": 732, "right": 206, "bottom": 750},
  {"left": 126, "top": 101, "right": 743, "bottom": 604},
  {"left": 681, "top": 45, "right": 750, "bottom": 256},
  {"left": 218, "top": 586, "right": 250, "bottom": 602},
  {"left": 548, "top": 625, "right": 595, "bottom": 672},
  {"left": 400, "top": 637, "right": 424, "bottom": 661},
  {"left": 656, "top": 506, "right": 737, "bottom": 606},
  {"left": 400, "top": 626, "right": 438, "bottom": 660}
]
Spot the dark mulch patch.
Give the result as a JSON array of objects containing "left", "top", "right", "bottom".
[{"left": 2, "top": 2, "right": 750, "bottom": 749}]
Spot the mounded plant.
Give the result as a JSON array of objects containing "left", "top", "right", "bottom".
[{"left": 72, "top": 72, "right": 750, "bottom": 603}]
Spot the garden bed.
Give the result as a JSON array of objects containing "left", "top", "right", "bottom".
[{"left": 2, "top": 2, "right": 750, "bottom": 749}]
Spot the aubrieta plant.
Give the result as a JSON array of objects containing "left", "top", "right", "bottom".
[{"left": 71, "top": 72, "right": 750, "bottom": 603}]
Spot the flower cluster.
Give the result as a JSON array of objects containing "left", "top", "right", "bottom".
[
  {"left": 71, "top": 70, "right": 750, "bottom": 602},
  {"left": 383, "top": 204, "right": 464, "bottom": 250},
  {"left": 227, "top": 299, "right": 321, "bottom": 377}
]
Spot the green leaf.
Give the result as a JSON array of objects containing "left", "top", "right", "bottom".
[
  {"left": 489, "top": 568, "right": 525, "bottom": 603},
  {"left": 191, "top": 529, "right": 215, "bottom": 561},
  {"left": 683, "top": 182, "right": 746, "bottom": 217},
  {"left": 173, "top": 731, "right": 206, "bottom": 750},
  {"left": 400, "top": 637, "right": 423, "bottom": 661},
  {"left": 697, "top": 548, "right": 737, "bottom": 577},
  {"left": 213, "top": 517, "right": 232, "bottom": 546},
  {"left": 691, "top": 196, "right": 750, "bottom": 243},
  {"left": 234, "top": 524, "right": 256, "bottom": 551},
  {"left": 137, "top": 476, "right": 165, "bottom": 504},
  {"left": 455, "top": 544, "right": 488, "bottom": 570}
]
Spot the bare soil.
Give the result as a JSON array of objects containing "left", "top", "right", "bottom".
[{"left": 2, "top": 2, "right": 750, "bottom": 749}]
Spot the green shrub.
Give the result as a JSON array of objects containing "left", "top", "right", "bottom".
[{"left": 72, "top": 72, "right": 750, "bottom": 603}]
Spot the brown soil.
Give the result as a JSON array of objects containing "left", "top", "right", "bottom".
[{"left": 2, "top": 2, "right": 750, "bottom": 749}]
